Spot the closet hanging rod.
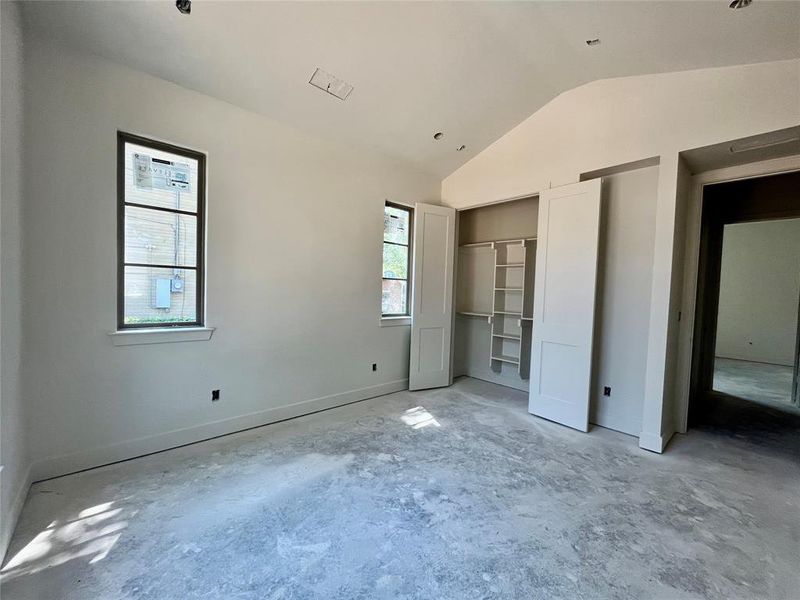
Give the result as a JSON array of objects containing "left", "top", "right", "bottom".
[
  {"left": 493, "top": 237, "right": 537, "bottom": 244},
  {"left": 459, "top": 236, "right": 536, "bottom": 248}
]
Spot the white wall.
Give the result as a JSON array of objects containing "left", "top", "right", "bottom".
[
  {"left": 1, "top": 1, "right": 30, "bottom": 559},
  {"left": 716, "top": 219, "right": 800, "bottom": 367},
  {"left": 442, "top": 59, "right": 800, "bottom": 451},
  {"left": 21, "top": 37, "right": 439, "bottom": 481},
  {"left": 457, "top": 197, "right": 538, "bottom": 245},
  {"left": 441, "top": 60, "right": 800, "bottom": 210},
  {"left": 590, "top": 166, "right": 658, "bottom": 437}
]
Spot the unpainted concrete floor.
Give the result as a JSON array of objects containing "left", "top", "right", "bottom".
[
  {"left": 2, "top": 377, "right": 799, "bottom": 599},
  {"left": 713, "top": 357, "right": 794, "bottom": 406}
]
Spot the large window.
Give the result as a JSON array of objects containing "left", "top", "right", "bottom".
[
  {"left": 117, "top": 132, "right": 205, "bottom": 329},
  {"left": 382, "top": 202, "right": 413, "bottom": 316}
]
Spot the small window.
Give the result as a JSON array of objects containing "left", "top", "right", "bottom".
[
  {"left": 382, "top": 202, "right": 413, "bottom": 316},
  {"left": 117, "top": 132, "right": 205, "bottom": 329}
]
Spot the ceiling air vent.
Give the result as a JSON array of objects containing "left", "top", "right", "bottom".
[{"left": 309, "top": 68, "right": 354, "bottom": 101}]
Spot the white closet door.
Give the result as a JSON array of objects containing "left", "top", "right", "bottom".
[
  {"left": 528, "top": 179, "right": 602, "bottom": 431},
  {"left": 409, "top": 203, "right": 456, "bottom": 391}
]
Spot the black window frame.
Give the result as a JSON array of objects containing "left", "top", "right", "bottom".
[
  {"left": 117, "top": 131, "right": 206, "bottom": 330},
  {"left": 382, "top": 201, "right": 413, "bottom": 317}
]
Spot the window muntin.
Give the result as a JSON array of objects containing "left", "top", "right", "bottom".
[
  {"left": 382, "top": 202, "right": 412, "bottom": 316},
  {"left": 118, "top": 132, "right": 205, "bottom": 329}
]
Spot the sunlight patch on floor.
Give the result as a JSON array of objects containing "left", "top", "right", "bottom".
[
  {"left": 1, "top": 501, "right": 127, "bottom": 581},
  {"left": 401, "top": 406, "right": 440, "bottom": 429}
]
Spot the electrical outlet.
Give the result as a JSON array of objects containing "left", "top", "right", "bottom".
[
  {"left": 603, "top": 386, "right": 611, "bottom": 397},
  {"left": 372, "top": 363, "right": 377, "bottom": 372},
  {"left": 212, "top": 389, "right": 220, "bottom": 402}
]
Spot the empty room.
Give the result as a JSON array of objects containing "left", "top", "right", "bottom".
[{"left": 1, "top": 1, "right": 799, "bottom": 598}]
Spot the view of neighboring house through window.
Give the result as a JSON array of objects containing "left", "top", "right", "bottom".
[
  {"left": 118, "top": 132, "right": 205, "bottom": 328},
  {"left": 382, "top": 202, "right": 412, "bottom": 316}
]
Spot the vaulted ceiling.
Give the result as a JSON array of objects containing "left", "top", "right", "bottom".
[{"left": 21, "top": 1, "right": 800, "bottom": 177}]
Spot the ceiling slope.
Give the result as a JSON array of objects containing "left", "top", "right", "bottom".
[{"left": 21, "top": 1, "right": 800, "bottom": 178}]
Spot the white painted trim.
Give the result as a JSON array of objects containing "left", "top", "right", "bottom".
[
  {"left": 674, "top": 155, "right": 800, "bottom": 434},
  {"left": 638, "top": 429, "right": 674, "bottom": 454},
  {"left": 108, "top": 327, "right": 215, "bottom": 346},
  {"left": 640, "top": 152, "right": 679, "bottom": 456},
  {"left": 29, "top": 378, "right": 408, "bottom": 482},
  {"left": 0, "top": 464, "right": 33, "bottom": 563},
  {"left": 715, "top": 353, "right": 794, "bottom": 368},
  {"left": 380, "top": 316, "right": 411, "bottom": 327},
  {"left": 453, "top": 191, "right": 540, "bottom": 212}
]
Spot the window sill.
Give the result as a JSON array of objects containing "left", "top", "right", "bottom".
[
  {"left": 108, "top": 327, "right": 215, "bottom": 346},
  {"left": 380, "top": 316, "right": 411, "bottom": 327}
]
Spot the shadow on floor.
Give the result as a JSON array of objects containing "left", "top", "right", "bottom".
[
  {"left": 694, "top": 392, "right": 800, "bottom": 462},
  {"left": 713, "top": 357, "right": 793, "bottom": 405}
]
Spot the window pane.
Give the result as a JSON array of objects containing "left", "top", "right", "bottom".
[
  {"left": 124, "top": 266, "right": 197, "bottom": 325},
  {"left": 384, "top": 205, "right": 409, "bottom": 244},
  {"left": 124, "top": 142, "right": 199, "bottom": 214},
  {"left": 125, "top": 205, "right": 197, "bottom": 267},
  {"left": 382, "top": 243, "right": 408, "bottom": 279},
  {"left": 382, "top": 279, "right": 407, "bottom": 315}
]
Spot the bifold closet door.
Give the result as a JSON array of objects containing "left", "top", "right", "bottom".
[
  {"left": 528, "top": 179, "right": 602, "bottom": 431},
  {"left": 409, "top": 203, "right": 456, "bottom": 391}
]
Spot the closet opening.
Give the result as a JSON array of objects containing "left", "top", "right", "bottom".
[
  {"left": 449, "top": 160, "right": 660, "bottom": 440},
  {"left": 453, "top": 196, "right": 538, "bottom": 392}
]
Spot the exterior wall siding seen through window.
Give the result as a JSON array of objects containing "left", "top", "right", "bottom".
[
  {"left": 117, "top": 132, "right": 206, "bottom": 328},
  {"left": 382, "top": 202, "right": 412, "bottom": 316}
]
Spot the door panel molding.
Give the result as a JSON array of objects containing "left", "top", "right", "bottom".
[
  {"left": 409, "top": 203, "right": 456, "bottom": 391},
  {"left": 528, "top": 179, "right": 602, "bottom": 431}
]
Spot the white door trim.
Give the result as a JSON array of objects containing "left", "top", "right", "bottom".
[{"left": 673, "top": 155, "right": 800, "bottom": 433}]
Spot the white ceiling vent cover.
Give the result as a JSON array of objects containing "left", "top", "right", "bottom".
[{"left": 309, "top": 68, "right": 354, "bottom": 101}]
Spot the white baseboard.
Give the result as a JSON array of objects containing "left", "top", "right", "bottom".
[
  {"left": 715, "top": 354, "right": 794, "bottom": 368},
  {"left": 638, "top": 428, "right": 675, "bottom": 453},
  {"left": 30, "top": 379, "right": 408, "bottom": 483},
  {"left": 1, "top": 463, "right": 32, "bottom": 564}
]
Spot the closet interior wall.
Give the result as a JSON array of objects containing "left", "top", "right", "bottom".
[{"left": 453, "top": 197, "right": 538, "bottom": 391}]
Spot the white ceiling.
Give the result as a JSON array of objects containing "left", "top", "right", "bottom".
[{"left": 21, "top": 1, "right": 800, "bottom": 178}]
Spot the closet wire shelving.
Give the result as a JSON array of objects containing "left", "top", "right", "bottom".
[{"left": 456, "top": 237, "right": 536, "bottom": 377}]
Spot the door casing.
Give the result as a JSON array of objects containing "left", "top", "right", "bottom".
[{"left": 688, "top": 170, "right": 800, "bottom": 424}]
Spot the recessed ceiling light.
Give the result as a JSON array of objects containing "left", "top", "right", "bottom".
[
  {"left": 175, "top": 0, "right": 191, "bottom": 15},
  {"left": 729, "top": 0, "right": 752, "bottom": 8},
  {"left": 433, "top": 132, "right": 444, "bottom": 140},
  {"left": 586, "top": 38, "right": 601, "bottom": 47},
  {"left": 456, "top": 145, "right": 466, "bottom": 152}
]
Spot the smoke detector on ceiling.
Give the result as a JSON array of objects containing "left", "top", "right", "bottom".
[{"left": 309, "top": 68, "right": 354, "bottom": 101}]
